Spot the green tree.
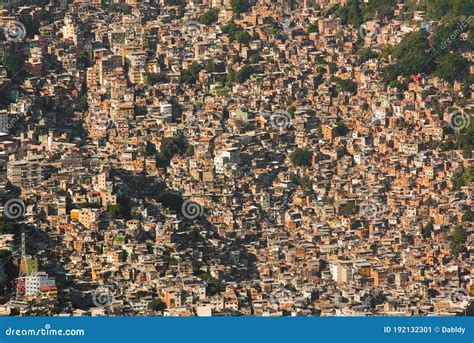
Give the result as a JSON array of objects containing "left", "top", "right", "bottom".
[
  {"left": 2, "top": 48, "right": 22, "bottom": 78},
  {"left": 450, "top": 225, "right": 468, "bottom": 257},
  {"left": 331, "top": 77, "right": 357, "bottom": 94},
  {"left": 116, "top": 196, "right": 132, "bottom": 219},
  {"left": 334, "top": 2, "right": 357, "bottom": 26},
  {"left": 198, "top": 9, "right": 218, "bottom": 25},
  {"left": 180, "top": 63, "right": 204, "bottom": 84},
  {"left": 357, "top": 48, "right": 378, "bottom": 63},
  {"left": 204, "top": 61, "right": 226, "bottom": 73},
  {"left": 382, "top": 30, "right": 433, "bottom": 83},
  {"left": 77, "top": 51, "right": 92, "bottom": 68},
  {"left": 107, "top": 204, "right": 123, "bottom": 218},
  {"left": 346, "top": 0, "right": 362, "bottom": 26},
  {"left": 340, "top": 201, "right": 357, "bottom": 216},
  {"left": 422, "top": 0, "right": 474, "bottom": 19},
  {"left": 296, "top": 176, "right": 313, "bottom": 189},
  {"left": 77, "top": 96, "right": 88, "bottom": 112},
  {"left": 308, "top": 24, "right": 318, "bottom": 33},
  {"left": 432, "top": 20, "right": 468, "bottom": 52},
  {"left": 164, "top": 255, "right": 179, "bottom": 266},
  {"left": 422, "top": 221, "right": 434, "bottom": 238},
  {"left": 230, "top": 0, "right": 250, "bottom": 14},
  {"left": 9, "top": 308, "right": 20, "bottom": 316},
  {"left": 185, "top": 144, "right": 194, "bottom": 157},
  {"left": 434, "top": 53, "right": 468, "bottom": 84},
  {"left": 336, "top": 119, "right": 349, "bottom": 136},
  {"left": 166, "top": 0, "right": 185, "bottom": 5},
  {"left": 222, "top": 21, "right": 250, "bottom": 42},
  {"left": 198, "top": 272, "right": 225, "bottom": 295},
  {"left": 461, "top": 210, "right": 474, "bottom": 222},
  {"left": 287, "top": 107, "right": 296, "bottom": 118},
  {"left": 360, "top": 0, "right": 397, "bottom": 20},
  {"left": 290, "top": 149, "right": 312, "bottom": 167},
  {"left": 148, "top": 299, "right": 166, "bottom": 312},
  {"left": 452, "top": 172, "right": 465, "bottom": 189},
  {"left": 248, "top": 51, "right": 260, "bottom": 64},
  {"left": 160, "top": 135, "right": 187, "bottom": 161},
  {"left": 235, "top": 30, "right": 252, "bottom": 43},
  {"left": 228, "top": 65, "right": 254, "bottom": 84}
]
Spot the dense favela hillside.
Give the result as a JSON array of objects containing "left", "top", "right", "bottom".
[{"left": 0, "top": 0, "right": 472, "bottom": 316}]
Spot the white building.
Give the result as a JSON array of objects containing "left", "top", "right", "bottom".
[
  {"left": 214, "top": 147, "right": 240, "bottom": 174},
  {"left": 24, "top": 272, "right": 56, "bottom": 297}
]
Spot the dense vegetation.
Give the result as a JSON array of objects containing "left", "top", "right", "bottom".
[
  {"left": 330, "top": 77, "right": 358, "bottom": 95},
  {"left": 331, "top": 0, "right": 474, "bottom": 24},
  {"left": 327, "top": 1, "right": 473, "bottom": 87},
  {"left": 230, "top": 0, "right": 251, "bottom": 15},
  {"left": 451, "top": 166, "right": 474, "bottom": 190},
  {"left": 357, "top": 48, "right": 378, "bottom": 63},
  {"left": 290, "top": 149, "right": 312, "bottom": 167},
  {"left": 101, "top": 0, "right": 132, "bottom": 14},
  {"left": 330, "top": 0, "right": 398, "bottom": 26},
  {"left": 2, "top": 46, "right": 23, "bottom": 78},
  {"left": 197, "top": 271, "right": 225, "bottom": 295},
  {"left": 450, "top": 225, "right": 468, "bottom": 257},
  {"left": 461, "top": 210, "right": 474, "bottom": 223},
  {"left": 382, "top": 26, "right": 471, "bottom": 86},
  {"left": 227, "top": 65, "right": 254, "bottom": 84},
  {"left": 156, "top": 135, "right": 188, "bottom": 167},
  {"left": 180, "top": 63, "right": 204, "bottom": 84},
  {"left": 198, "top": 9, "right": 218, "bottom": 26},
  {"left": 180, "top": 61, "right": 227, "bottom": 85},
  {"left": 339, "top": 201, "right": 357, "bottom": 217},
  {"left": 222, "top": 21, "right": 253, "bottom": 43},
  {"left": 409, "top": 0, "right": 474, "bottom": 20},
  {"left": 440, "top": 115, "right": 474, "bottom": 158},
  {"left": 422, "top": 221, "right": 434, "bottom": 238}
]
